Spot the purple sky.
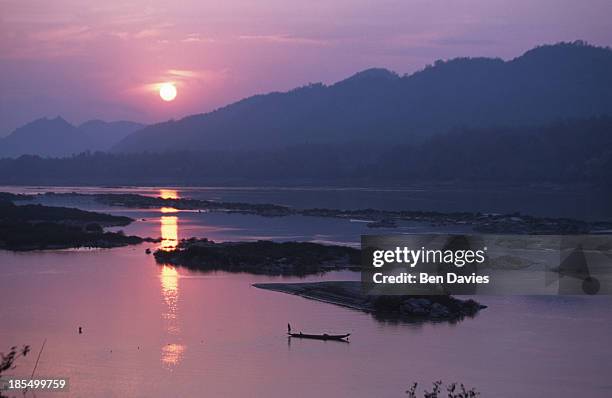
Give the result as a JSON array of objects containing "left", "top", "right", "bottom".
[{"left": 1, "top": 0, "right": 611, "bottom": 135}]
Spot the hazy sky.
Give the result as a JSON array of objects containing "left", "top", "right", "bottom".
[{"left": 1, "top": 0, "right": 611, "bottom": 135}]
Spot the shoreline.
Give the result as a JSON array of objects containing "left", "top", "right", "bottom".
[
  {"left": 254, "top": 282, "right": 370, "bottom": 312},
  {"left": 11, "top": 191, "right": 612, "bottom": 234},
  {"left": 0, "top": 197, "right": 153, "bottom": 251}
]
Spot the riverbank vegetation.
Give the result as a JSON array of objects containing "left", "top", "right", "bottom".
[{"left": 406, "top": 381, "right": 479, "bottom": 398}]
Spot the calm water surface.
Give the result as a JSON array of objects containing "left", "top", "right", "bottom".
[{"left": 1, "top": 187, "right": 612, "bottom": 397}]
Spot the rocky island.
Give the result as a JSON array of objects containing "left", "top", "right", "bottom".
[
  {"left": 254, "top": 281, "right": 486, "bottom": 322},
  {"left": 153, "top": 238, "right": 360, "bottom": 275},
  {"left": 156, "top": 239, "right": 486, "bottom": 322}
]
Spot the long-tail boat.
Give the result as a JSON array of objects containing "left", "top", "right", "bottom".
[{"left": 287, "top": 324, "right": 350, "bottom": 341}]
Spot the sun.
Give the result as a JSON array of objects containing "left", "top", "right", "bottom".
[{"left": 159, "top": 83, "right": 177, "bottom": 101}]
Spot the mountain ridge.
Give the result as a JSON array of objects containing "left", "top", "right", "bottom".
[{"left": 112, "top": 41, "right": 612, "bottom": 154}]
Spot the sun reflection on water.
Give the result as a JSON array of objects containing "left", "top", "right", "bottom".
[
  {"left": 159, "top": 189, "right": 179, "bottom": 199},
  {"left": 159, "top": 264, "right": 185, "bottom": 368},
  {"left": 160, "top": 215, "right": 179, "bottom": 250},
  {"left": 159, "top": 188, "right": 180, "bottom": 251},
  {"left": 160, "top": 265, "right": 179, "bottom": 328},
  {"left": 158, "top": 189, "right": 185, "bottom": 368},
  {"left": 161, "top": 343, "right": 186, "bottom": 368}
]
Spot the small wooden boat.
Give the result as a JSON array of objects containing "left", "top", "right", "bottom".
[
  {"left": 286, "top": 324, "right": 350, "bottom": 341},
  {"left": 287, "top": 332, "right": 350, "bottom": 341}
]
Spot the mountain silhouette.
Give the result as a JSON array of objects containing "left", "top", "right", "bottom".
[
  {"left": 0, "top": 117, "right": 144, "bottom": 158},
  {"left": 113, "top": 41, "right": 612, "bottom": 154}
]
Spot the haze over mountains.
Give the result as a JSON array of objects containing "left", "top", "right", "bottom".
[
  {"left": 112, "top": 41, "right": 612, "bottom": 153},
  {"left": 2, "top": 116, "right": 611, "bottom": 187},
  {"left": 0, "top": 117, "right": 144, "bottom": 158}
]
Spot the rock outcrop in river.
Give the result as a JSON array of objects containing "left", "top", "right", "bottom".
[
  {"left": 153, "top": 238, "right": 360, "bottom": 275},
  {"left": 254, "top": 281, "right": 486, "bottom": 322}
]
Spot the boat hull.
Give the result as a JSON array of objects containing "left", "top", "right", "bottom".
[{"left": 288, "top": 333, "right": 350, "bottom": 341}]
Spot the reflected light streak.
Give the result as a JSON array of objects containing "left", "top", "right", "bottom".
[
  {"left": 158, "top": 203, "right": 185, "bottom": 368},
  {"left": 159, "top": 189, "right": 179, "bottom": 199},
  {"left": 160, "top": 188, "right": 179, "bottom": 215},
  {"left": 160, "top": 215, "right": 178, "bottom": 250},
  {"left": 159, "top": 265, "right": 185, "bottom": 368},
  {"left": 161, "top": 343, "right": 186, "bottom": 368},
  {"left": 160, "top": 265, "right": 179, "bottom": 332}
]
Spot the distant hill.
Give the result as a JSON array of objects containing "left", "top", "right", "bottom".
[
  {"left": 0, "top": 117, "right": 144, "bottom": 158},
  {"left": 113, "top": 41, "right": 612, "bottom": 153},
  {"left": 2, "top": 116, "right": 611, "bottom": 187}
]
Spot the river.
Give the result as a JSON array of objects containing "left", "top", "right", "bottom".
[{"left": 1, "top": 186, "right": 611, "bottom": 397}]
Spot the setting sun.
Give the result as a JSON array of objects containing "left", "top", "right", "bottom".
[{"left": 159, "top": 83, "right": 177, "bottom": 101}]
